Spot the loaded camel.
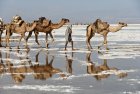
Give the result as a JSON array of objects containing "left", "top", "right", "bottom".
[
  {"left": 5, "top": 18, "right": 37, "bottom": 48},
  {"left": 86, "top": 19, "right": 127, "bottom": 50},
  {"left": 86, "top": 19, "right": 109, "bottom": 50},
  {"left": 26, "top": 17, "right": 69, "bottom": 48}
]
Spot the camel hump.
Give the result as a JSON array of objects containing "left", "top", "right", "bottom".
[
  {"left": 93, "top": 19, "right": 109, "bottom": 33},
  {"left": 42, "top": 19, "right": 51, "bottom": 27},
  {"left": 38, "top": 17, "right": 51, "bottom": 27},
  {"left": 38, "top": 17, "right": 46, "bottom": 23}
]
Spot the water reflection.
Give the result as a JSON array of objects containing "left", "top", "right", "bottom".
[
  {"left": 5, "top": 49, "right": 28, "bottom": 84},
  {"left": 65, "top": 52, "right": 73, "bottom": 75},
  {"left": 30, "top": 50, "right": 62, "bottom": 80},
  {"left": 0, "top": 51, "right": 5, "bottom": 75},
  {"left": 60, "top": 52, "right": 74, "bottom": 79},
  {"left": 0, "top": 48, "right": 128, "bottom": 84},
  {"left": 0, "top": 49, "right": 62, "bottom": 84},
  {"left": 86, "top": 52, "right": 127, "bottom": 80}
]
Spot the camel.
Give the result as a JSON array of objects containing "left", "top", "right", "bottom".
[
  {"left": 5, "top": 20, "right": 37, "bottom": 48},
  {"left": 26, "top": 18, "right": 70, "bottom": 48},
  {"left": 86, "top": 19, "right": 109, "bottom": 50},
  {"left": 86, "top": 20, "right": 127, "bottom": 50}
]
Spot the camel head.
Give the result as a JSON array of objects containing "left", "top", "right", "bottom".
[
  {"left": 62, "top": 18, "right": 70, "bottom": 24},
  {"left": 118, "top": 22, "right": 127, "bottom": 27}
]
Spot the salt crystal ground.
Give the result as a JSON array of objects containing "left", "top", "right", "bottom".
[{"left": 0, "top": 24, "right": 140, "bottom": 94}]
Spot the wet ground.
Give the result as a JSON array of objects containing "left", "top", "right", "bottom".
[{"left": 0, "top": 25, "right": 140, "bottom": 94}]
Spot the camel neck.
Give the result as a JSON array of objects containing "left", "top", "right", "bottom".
[{"left": 50, "top": 20, "right": 65, "bottom": 29}]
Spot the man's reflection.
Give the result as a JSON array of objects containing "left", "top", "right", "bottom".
[
  {"left": 65, "top": 52, "right": 73, "bottom": 75},
  {"left": 86, "top": 52, "right": 127, "bottom": 80}
]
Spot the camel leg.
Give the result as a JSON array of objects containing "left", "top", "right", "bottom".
[
  {"left": 35, "top": 51, "right": 40, "bottom": 64},
  {"left": 46, "top": 33, "right": 49, "bottom": 48},
  {"left": 86, "top": 37, "right": 90, "bottom": 50},
  {"left": 86, "top": 30, "right": 95, "bottom": 50},
  {"left": 103, "top": 34, "right": 108, "bottom": 45},
  {"left": 89, "top": 37, "right": 93, "bottom": 49},
  {"left": 35, "top": 31, "right": 41, "bottom": 47},
  {"left": 49, "top": 56, "right": 54, "bottom": 65},
  {"left": 90, "top": 32, "right": 95, "bottom": 49},
  {"left": 103, "top": 34, "right": 109, "bottom": 50},
  {"left": 0, "top": 31, "right": 3, "bottom": 47},
  {"left": 23, "top": 34, "right": 28, "bottom": 48},
  {"left": 26, "top": 31, "right": 32, "bottom": 42},
  {"left": 5, "top": 30, "right": 11, "bottom": 48},
  {"left": 49, "top": 33, "right": 54, "bottom": 42},
  {"left": 86, "top": 36, "right": 93, "bottom": 50},
  {"left": 18, "top": 34, "right": 24, "bottom": 48}
]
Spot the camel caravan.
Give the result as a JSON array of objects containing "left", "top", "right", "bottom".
[{"left": 0, "top": 15, "right": 127, "bottom": 50}]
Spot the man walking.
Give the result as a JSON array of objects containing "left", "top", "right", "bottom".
[{"left": 65, "top": 25, "right": 74, "bottom": 50}]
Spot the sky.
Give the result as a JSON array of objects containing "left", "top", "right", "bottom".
[{"left": 0, "top": 0, "right": 140, "bottom": 24}]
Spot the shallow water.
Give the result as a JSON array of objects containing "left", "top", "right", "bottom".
[{"left": 0, "top": 25, "right": 140, "bottom": 94}]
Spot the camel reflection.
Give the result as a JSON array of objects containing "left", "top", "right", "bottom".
[
  {"left": 0, "top": 51, "right": 5, "bottom": 75},
  {"left": 30, "top": 51, "right": 62, "bottom": 80},
  {"left": 5, "top": 50, "right": 27, "bottom": 84},
  {"left": 3, "top": 49, "right": 62, "bottom": 84},
  {"left": 86, "top": 52, "right": 127, "bottom": 80}
]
